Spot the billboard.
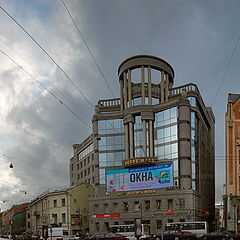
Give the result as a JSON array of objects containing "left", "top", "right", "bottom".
[{"left": 106, "top": 163, "right": 173, "bottom": 192}]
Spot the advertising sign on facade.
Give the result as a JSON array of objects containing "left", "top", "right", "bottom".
[{"left": 106, "top": 163, "right": 173, "bottom": 192}]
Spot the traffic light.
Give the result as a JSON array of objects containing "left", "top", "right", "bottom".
[{"left": 9, "top": 220, "right": 13, "bottom": 225}]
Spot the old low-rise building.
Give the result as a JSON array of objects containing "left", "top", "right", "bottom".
[{"left": 29, "top": 184, "right": 94, "bottom": 237}]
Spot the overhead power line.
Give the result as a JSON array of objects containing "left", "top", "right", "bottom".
[
  {"left": 61, "top": 0, "right": 116, "bottom": 99},
  {"left": 0, "top": 36, "right": 91, "bottom": 121},
  {"left": 0, "top": 6, "right": 94, "bottom": 108},
  {"left": 212, "top": 35, "right": 240, "bottom": 106},
  {"left": 0, "top": 48, "right": 92, "bottom": 129}
]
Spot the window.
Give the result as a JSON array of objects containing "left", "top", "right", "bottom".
[
  {"left": 53, "top": 200, "right": 57, "bottom": 207},
  {"left": 85, "top": 169, "right": 87, "bottom": 177},
  {"left": 81, "top": 172, "right": 83, "bottom": 178},
  {"left": 84, "top": 159, "right": 86, "bottom": 166},
  {"left": 94, "top": 204, "right": 99, "bottom": 212},
  {"left": 168, "top": 219, "right": 173, "bottom": 223},
  {"left": 28, "top": 213, "right": 30, "bottom": 219},
  {"left": 74, "top": 199, "right": 77, "bottom": 203},
  {"left": 157, "top": 219, "right": 162, "bottom": 229},
  {"left": 62, "top": 198, "right": 65, "bottom": 207},
  {"left": 145, "top": 200, "right": 150, "bottom": 210},
  {"left": 92, "top": 165, "right": 95, "bottom": 172},
  {"left": 156, "top": 200, "right": 161, "bottom": 210},
  {"left": 134, "top": 201, "right": 140, "bottom": 211},
  {"left": 52, "top": 214, "right": 57, "bottom": 224},
  {"left": 62, "top": 213, "right": 66, "bottom": 223},
  {"left": 104, "top": 222, "right": 109, "bottom": 231},
  {"left": 77, "top": 164, "right": 79, "bottom": 170},
  {"left": 179, "top": 199, "right": 185, "bottom": 210},
  {"left": 77, "top": 174, "right": 80, "bottom": 180},
  {"left": 92, "top": 177, "right": 95, "bottom": 184},
  {"left": 88, "top": 168, "right": 90, "bottom": 175},
  {"left": 180, "top": 219, "right": 185, "bottom": 222},
  {"left": 28, "top": 222, "right": 30, "bottom": 228},
  {"left": 168, "top": 199, "right": 173, "bottom": 209},
  {"left": 80, "top": 162, "right": 83, "bottom": 168},
  {"left": 113, "top": 203, "right": 118, "bottom": 212},
  {"left": 95, "top": 222, "right": 100, "bottom": 232},
  {"left": 71, "top": 164, "right": 73, "bottom": 171},
  {"left": 124, "top": 202, "right": 129, "bottom": 211}
]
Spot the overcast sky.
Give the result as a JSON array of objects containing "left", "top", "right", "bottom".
[{"left": 0, "top": 0, "right": 239, "bottom": 209}]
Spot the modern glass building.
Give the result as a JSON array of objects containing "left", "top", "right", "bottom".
[{"left": 69, "top": 55, "right": 215, "bottom": 234}]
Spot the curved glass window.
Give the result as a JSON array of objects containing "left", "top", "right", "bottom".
[
  {"left": 133, "top": 97, "right": 160, "bottom": 106},
  {"left": 98, "top": 119, "right": 125, "bottom": 185}
]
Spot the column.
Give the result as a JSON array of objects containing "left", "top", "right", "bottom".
[
  {"left": 129, "top": 121, "right": 134, "bottom": 158},
  {"left": 149, "top": 120, "right": 153, "bottom": 156},
  {"left": 179, "top": 98, "right": 191, "bottom": 189},
  {"left": 128, "top": 69, "right": 132, "bottom": 107},
  {"left": 143, "top": 120, "right": 147, "bottom": 157},
  {"left": 125, "top": 124, "right": 129, "bottom": 159},
  {"left": 160, "top": 71, "right": 164, "bottom": 103},
  {"left": 148, "top": 66, "right": 152, "bottom": 105},
  {"left": 120, "top": 78, "right": 124, "bottom": 111},
  {"left": 141, "top": 66, "right": 145, "bottom": 105},
  {"left": 124, "top": 71, "right": 128, "bottom": 110},
  {"left": 165, "top": 73, "right": 169, "bottom": 101}
]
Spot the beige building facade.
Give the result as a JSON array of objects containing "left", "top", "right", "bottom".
[{"left": 29, "top": 184, "right": 94, "bottom": 236}]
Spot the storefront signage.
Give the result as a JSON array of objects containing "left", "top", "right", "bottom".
[
  {"left": 106, "top": 163, "right": 173, "bottom": 192},
  {"left": 117, "top": 189, "right": 156, "bottom": 196},
  {"left": 152, "top": 211, "right": 188, "bottom": 216},
  {"left": 123, "top": 157, "right": 157, "bottom": 167},
  {"left": 92, "top": 213, "right": 120, "bottom": 219}
]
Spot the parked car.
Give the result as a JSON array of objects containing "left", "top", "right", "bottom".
[
  {"left": 152, "top": 230, "right": 196, "bottom": 240},
  {"left": 199, "top": 231, "right": 240, "bottom": 240}
]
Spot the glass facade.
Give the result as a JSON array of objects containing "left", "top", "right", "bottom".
[
  {"left": 191, "top": 111, "right": 196, "bottom": 190},
  {"left": 98, "top": 119, "right": 125, "bottom": 184},
  {"left": 78, "top": 143, "right": 94, "bottom": 160},
  {"left": 133, "top": 97, "right": 160, "bottom": 106},
  {"left": 154, "top": 107, "right": 178, "bottom": 178}
]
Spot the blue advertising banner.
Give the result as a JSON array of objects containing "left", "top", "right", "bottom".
[{"left": 106, "top": 163, "right": 173, "bottom": 192}]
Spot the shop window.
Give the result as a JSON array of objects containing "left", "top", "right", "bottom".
[
  {"left": 157, "top": 219, "right": 162, "bottom": 229},
  {"left": 95, "top": 222, "right": 100, "bottom": 231}
]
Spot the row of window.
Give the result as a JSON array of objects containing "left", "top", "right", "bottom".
[
  {"left": 77, "top": 143, "right": 94, "bottom": 161},
  {"left": 93, "top": 198, "right": 185, "bottom": 213},
  {"left": 76, "top": 165, "right": 95, "bottom": 179}
]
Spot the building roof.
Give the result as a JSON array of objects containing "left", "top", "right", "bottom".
[{"left": 228, "top": 93, "right": 240, "bottom": 104}]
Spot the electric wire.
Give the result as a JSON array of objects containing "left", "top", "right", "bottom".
[
  {"left": 0, "top": 36, "right": 91, "bottom": 121},
  {"left": 0, "top": 6, "right": 95, "bottom": 108},
  {"left": 212, "top": 35, "right": 240, "bottom": 106},
  {"left": 61, "top": 0, "right": 116, "bottom": 98},
  {"left": 0, "top": 48, "right": 92, "bottom": 129}
]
